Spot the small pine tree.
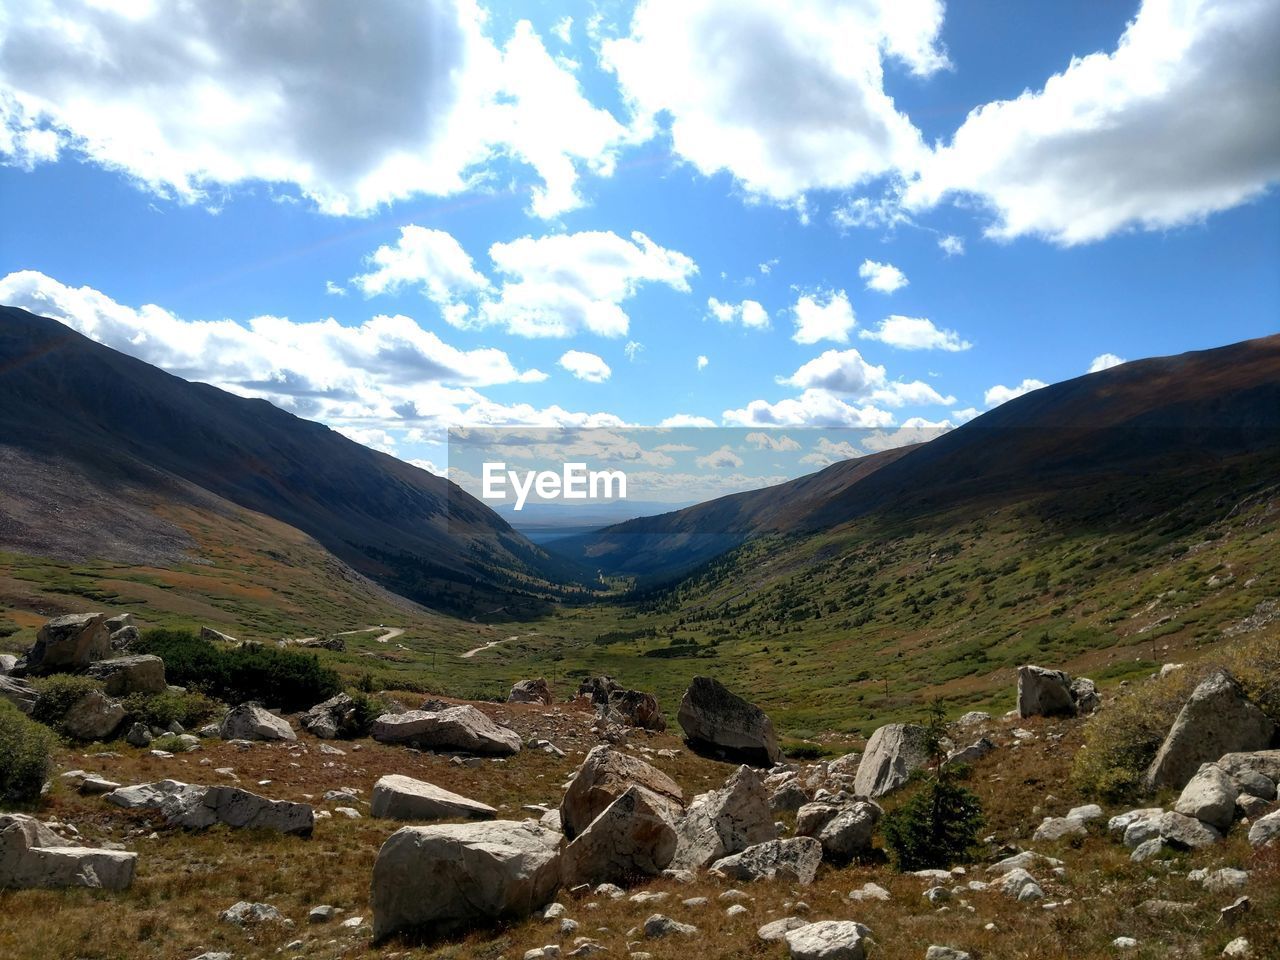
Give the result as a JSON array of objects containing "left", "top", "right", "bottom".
[{"left": 882, "top": 700, "right": 984, "bottom": 872}]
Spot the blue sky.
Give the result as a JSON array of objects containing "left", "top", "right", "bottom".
[{"left": 0, "top": 0, "right": 1277, "bottom": 492}]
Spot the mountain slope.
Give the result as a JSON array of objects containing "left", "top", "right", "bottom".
[
  {"left": 0, "top": 306, "right": 583, "bottom": 615},
  {"left": 551, "top": 335, "right": 1280, "bottom": 582}
]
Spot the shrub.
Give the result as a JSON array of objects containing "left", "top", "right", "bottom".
[
  {"left": 882, "top": 702, "right": 984, "bottom": 871},
  {"left": 0, "top": 700, "right": 56, "bottom": 804},
  {"left": 133, "top": 629, "right": 340, "bottom": 711},
  {"left": 343, "top": 691, "right": 388, "bottom": 738},
  {"left": 1072, "top": 631, "right": 1280, "bottom": 802},
  {"left": 122, "top": 689, "right": 222, "bottom": 730},
  {"left": 30, "top": 674, "right": 104, "bottom": 727}
]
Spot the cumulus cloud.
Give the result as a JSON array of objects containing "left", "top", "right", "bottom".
[
  {"left": 745, "top": 432, "right": 801, "bottom": 451},
  {"left": 938, "top": 235, "right": 965, "bottom": 256},
  {"left": 859, "top": 259, "right": 908, "bottom": 293},
  {"left": 602, "top": 0, "right": 946, "bottom": 203},
  {"left": 658, "top": 414, "right": 716, "bottom": 428},
  {"left": 696, "top": 445, "right": 744, "bottom": 469},
  {"left": 352, "top": 226, "right": 489, "bottom": 322},
  {"left": 858, "top": 315, "right": 972, "bottom": 351},
  {"left": 696, "top": 354, "right": 709, "bottom": 371},
  {"left": 559, "top": 350, "right": 612, "bottom": 382},
  {"left": 1088, "top": 352, "right": 1127, "bottom": 372},
  {"left": 477, "top": 230, "right": 697, "bottom": 337},
  {"left": 861, "top": 416, "right": 954, "bottom": 451},
  {"left": 781, "top": 348, "right": 886, "bottom": 396},
  {"left": 707, "top": 297, "right": 770, "bottom": 329},
  {"left": 951, "top": 406, "right": 981, "bottom": 423},
  {"left": 905, "top": 0, "right": 1280, "bottom": 244},
  {"left": 869, "top": 380, "right": 956, "bottom": 407},
  {"left": 799, "top": 436, "right": 861, "bottom": 466},
  {"left": 0, "top": 1, "right": 628, "bottom": 218},
  {"left": 984, "top": 378, "right": 1048, "bottom": 407},
  {"left": 723, "top": 390, "right": 894, "bottom": 428},
  {"left": 792, "top": 290, "right": 857, "bottom": 344}
]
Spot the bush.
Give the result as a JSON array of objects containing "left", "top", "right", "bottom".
[
  {"left": 1072, "top": 631, "right": 1280, "bottom": 802},
  {"left": 0, "top": 700, "right": 56, "bottom": 805},
  {"left": 30, "top": 674, "right": 104, "bottom": 727},
  {"left": 122, "top": 689, "right": 222, "bottom": 730},
  {"left": 881, "top": 702, "right": 984, "bottom": 871},
  {"left": 342, "top": 691, "right": 388, "bottom": 738},
  {"left": 133, "top": 629, "right": 341, "bottom": 711}
]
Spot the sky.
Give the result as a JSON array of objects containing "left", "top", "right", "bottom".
[{"left": 0, "top": 0, "right": 1277, "bottom": 498}]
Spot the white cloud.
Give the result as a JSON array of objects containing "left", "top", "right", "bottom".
[
  {"left": 696, "top": 445, "right": 744, "bottom": 469},
  {"left": 658, "top": 414, "right": 716, "bottom": 428},
  {"left": 0, "top": 3, "right": 628, "bottom": 218},
  {"left": 832, "top": 193, "right": 911, "bottom": 231},
  {"left": 938, "top": 234, "right": 965, "bottom": 256},
  {"left": 792, "top": 290, "right": 857, "bottom": 344},
  {"left": 799, "top": 436, "right": 862, "bottom": 466},
  {"left": 707, "top": 297, "right": 770, "bottom": 329},
  {"left": 724, "top": 390, "right": 894, "bottom": 428},
  {"left": 334, "top": 426, "right": 399, "bottom": 454},
  {"left": 624, "top": 340, "right": 645, "bottom": 361},
  {"left": 696, "top": 354, "right": 709, "bottom": 371},
  {"left": 1088, "top": 352, "right": 1127, "bottom": 372},
  {"left": 559, "top": 350, "right": 612, "bottom": 382},
  {"left": 985, "top": 378, "right": 1048, "bottom": 407},
  {"left": 745, "top": 432, "right": 801, "bottom": 452},
  {"left": 408, "top": 458, "right": 447, "bottom": 476},
  {"left": 325, "top": 280, "right": 347, "bottom": 297},
  {"left": 551, "top": 16, "right": 573, "bottom": 44},
  {"left": 781, "top": 348, "right": 886, "bottom": 396},
  {"left": 861, "top": 416, "right": 954, "bottom": 451},
  {"left": 870, "top": 380, "right": 956, "bottom": 408},
  {"left": 351, "top": 226, "right": 489, "bottom": 320},
  {"left": 951, "top": 406, "right": 981, "bottom": 423},
  {"left": 905, "top": 0, "right": 1280, "bottom": 244},
  {"left": 858, "top": 259, "right": 908, "bottom": 293},
  {"left": 759, "top": 258, "right": 778, "bottom": 274},
  {"left": 858, "top": 315, "right": 972, "bottom": 351},
  {"left": 477, "top": 230, "right": 696, "bottom": 337},
  {"left": 602, "top": 0, "right": 946, "bottom": 203}
]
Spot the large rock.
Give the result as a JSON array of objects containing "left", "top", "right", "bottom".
[
  {"left": 1016, "top": 665, "right": 1076, "bottom": 718},
  {"left": 1248, "top": 809, "right": 1280, "bottom": 847},
  {"left": 795, "top": 799, "right": 882, "bottom": 863},
  {"left": 23, "top": 613, "right": 111, "bottom": 674},
  {"left": 1145, "top": 671, "right": 1274, "bottom": 791},
  {"left": 508, "top": 678, "right": 552, "bottom": 705},
  {"left": 710, "top": 837, "right": 823, "bottom": 885},
  {"left": 677, "top": 676, "right": 781, "bottom": 766},
  {"left": 61, "top": 690, "right": 126, "bottom": 740},
  {"left": 1157, "top": 811, "right": 1222, "bottom": 849},
  {"left": 371, "top": 820, "right": 562, "bottom": 943},
  {"left": 670, "top": 765, "right": 776, "bottom": 870},
  {"left": 109, "top": 626, "right": 140, "bottom": 651},
  {"left": 370, "top": 705, "right": 521, "bottom": 756},
  {"left": 607, "top": 688, "right": 666, "bottom": 731},
  {"left": 561, "top": 745, "right": 684, "bottom": 840},
  {"left": 371, "top": 774, "right": 496, "bottom": 822},
  {"left": 853, "top": 723, "right": 931, "bottom": 798},
  {"left": 86, "top": 655, "right": 167, "bottom": 696},
  {"left": 1218, "top": 751, "right": 1280, "bottom": 794},
  {"left": 219, "top": 703, "right": 297, "bottom": 742},
  {"left": 0, "top": 814, "right": 136, "bottom": 891},
  {"left": 784, "top": 920, "right": 872, "bottom": 960},
  {"left": 1173, "top": 762, "right": 1239, "bottom": 832},
  {"left": 105, "top": 779, "right": 313, "bottom": 835},
  {"left": 1070, "top": 677, "right": 1101, "bottom": 714},
  {"left": 0, "top": 674, "right": 37, "bottom": 714},
  {"left": 0, "top": 653, "right": 16, "bottom": 675},
  {"left": 200, "top": 626, "right": 239, "bottom": 645},
  {"left": 561, "top": 785, "right": 678, "bottom": 885},
  {"left": 300, "top": 693, "right": 355, "bottom": 739}
]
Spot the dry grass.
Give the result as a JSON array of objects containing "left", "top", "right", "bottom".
[{"left": 1, "top": 697, "right": 1277, "bottom": 960}]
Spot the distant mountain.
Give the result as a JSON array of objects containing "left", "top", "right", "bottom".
[
  {"left": 0, "top": 306, "right": 585, "bottom": 615},
  {"left": 549, "top": 335, "right": 1280, "bottom": 582}
]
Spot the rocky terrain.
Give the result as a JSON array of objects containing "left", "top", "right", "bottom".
[{"left": 2, "top": 612, "right": 1278, "bottom": 960}]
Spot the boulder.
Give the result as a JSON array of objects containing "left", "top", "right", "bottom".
[
  {"left": 644, "top": 914, "right": 698, "bottom": 938},
  {"left": 1145, "top": 671, "right": 1274, "bottom": 791},
  {"left": 795, "top": 800, "right": 881, "bottom": 863},
  {"left": 1070, "top": 677, "right": 1101, "bottom": 714},
  {"left": 1158, "top": 811, "right": 1222, "bottom": 849},
  {"left": 1032, "top": 816, "right": 1088, "bottom": 842},
  {"left": 23, "top": 613, "right": 111, "bottom": 673},
  {"left": 853, "top": 723, "right": 931, "bottom": 798},
  {"left": 710, "top": 837, "right": 823, "bottom": 885},
  {"left": 1016, "top": 665, "right": 1075, "bottom": 717},
  {"left": 996, "top": 867, "right": 1044, "bottom": 901},
  {"left": 1174, "top": 763, "right": 1239, "bottom": 832},
  {"left": 220, "top": 703, "right": 297, "bottom": 742},
  {"left": 607, "top": 688, "right": 666, "bottom": 731},
  {"left": 578, "top": 675, "right": 621, "bottom": 705},
  {"left": 221, "top": 901, "right": 281, "bottom": 925},
  {"left": 105, "top": 779, "right": 313, "bottom": 835},
  {"left": 300, "top": 693, "right": 355, "bottom": 739},
  {"left": 0, "top": 813, "right": 136, "bottom": 891},
  {"left": 109, "top": 626, "right": 140, "bottom": 651},
  {"left": 670, "top": 765, "right": 776, "bottom": 870},
  {"left": 103, "top": 613, "right": 133, "bottom": 632},
  {"left": 1247, "top": 809, "right": 1280, "bottom": 848},
  {"left": 677, "top": 676, "right": 781, "bottom": 766},
  {"left": 200, "top": 626, "right": 238, "bottom": 645},
  {"left": 770, "top": 780, "right": 811, "bottom": 813},
  {"left": 370, "top": 705, "right": 521, "bottom": 756},
  {"left": 86, "top": 655, "right": 167, "bottom": 696},
  {"left": 759, "top": 917, "right": 809, "bottom": 942},
  {"left": 1218, "top": 751, "right": 1280, "bottom": 796},
  {"left": 371, "top": 774, "right": 496, "bottom": 821},
  {"left": 61, "top": 690, "right": 126, "bottom": 740},
  {"left": 125, "top": 722, "right": 152, "bottom": 747},
  {"left": 0, "top": 653, "right": 16, "bottom": 675},
  {"left": 561, "top": 785, "right": 678, "bottom": 885},
  {"left": 945, "top": 737, "right": 994, "bottom": 767},
  {"left": 371, "top": 820, "right": 562, "bottom": 943},
  {"left": 508, "top": 678, "right": 553, "bottom": 705},
  {"left": 784, "top": 920, "right": 872, "bottom": 960},
  {"left": 561, "top": 745, "right": 684, "bottom": 840},
  {"left": 0, "top": 674, "right": 37, "bottom": 714}
]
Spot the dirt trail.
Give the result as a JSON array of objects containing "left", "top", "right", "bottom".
[{"left": 460, "top": 635, "right": 520, "bottom": 658}]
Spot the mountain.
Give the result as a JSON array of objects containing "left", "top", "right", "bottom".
[
  {"left": 548, "top": 335, "right": 1280, "bottom": 582},
  {"left": 0, "top": 306, "right": 584, "bottom": 616}
]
